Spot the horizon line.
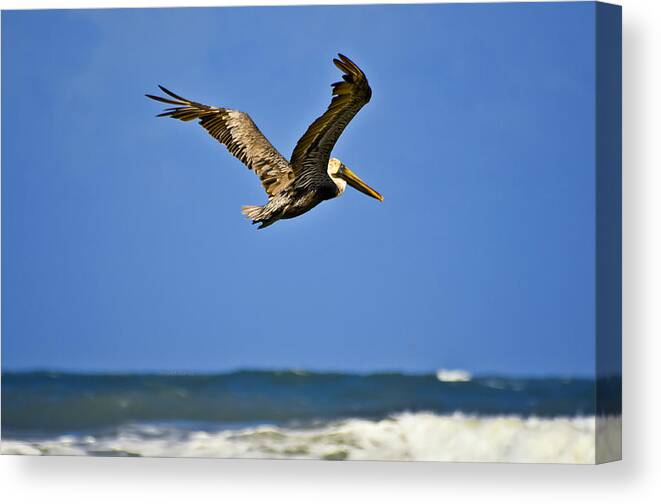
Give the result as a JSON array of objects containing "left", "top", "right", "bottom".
[{"left": 0, "top": 366, "right": 605, "bottom": 380}]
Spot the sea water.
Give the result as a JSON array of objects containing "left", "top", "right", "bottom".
[{"left": 1, "top": 371, "right": 620, "bottom": 463}]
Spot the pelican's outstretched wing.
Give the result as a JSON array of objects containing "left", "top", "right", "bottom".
[
  {"left": 290, "top": 54, "right": 372, "bottom": 188},
  {"left": 146, "top": 86, "right": 294, "bottom": 197}
]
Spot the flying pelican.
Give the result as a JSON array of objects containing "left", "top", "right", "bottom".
[{"left": 146, "top": 54, "right": 383, "bottom": 229}]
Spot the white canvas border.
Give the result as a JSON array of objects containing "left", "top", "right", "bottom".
[{"left": 1, "top": 0, "right": 658, "bottom": 503}]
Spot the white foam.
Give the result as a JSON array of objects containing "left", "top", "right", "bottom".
[
  {"left": 1, "top": 412, "right": 620, "bottom": 463},
  {"left": 436, "top": 369, "right": 472, "bottom": 382}
]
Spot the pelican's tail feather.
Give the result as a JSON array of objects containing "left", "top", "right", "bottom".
[
  {"left": 241, "top": 205, "right": 277, "bottom": 229},
  {"left": 241, "top": 205, "right": 264, "bottom": 221}
]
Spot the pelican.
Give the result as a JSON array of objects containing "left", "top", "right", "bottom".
[{"left": 146, "top": 54, "right": 383, "bottom": 229}]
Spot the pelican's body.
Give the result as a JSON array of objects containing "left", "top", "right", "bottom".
[{"left": 146, "top": 54, "right": 382, "bottom": 229}]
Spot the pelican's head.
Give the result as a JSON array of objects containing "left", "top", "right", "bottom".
[{"left": 327, "top": 158, "right": 383, "bottom": 201}]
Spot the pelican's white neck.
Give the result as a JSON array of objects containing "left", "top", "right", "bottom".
[{"left": 327, "top": 158, "right": 346, "bottom": 195}]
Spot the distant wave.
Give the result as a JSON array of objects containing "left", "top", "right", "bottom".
[
  {"left": 1, "top": 412, "right": 621, "bottom": 464},
  {"left": 436, "top": 369, "right": 472, "bottom": 382}
]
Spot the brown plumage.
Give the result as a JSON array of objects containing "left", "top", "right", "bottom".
[{"left": 146, "top": 54, "right": 382, "bottom": 229}]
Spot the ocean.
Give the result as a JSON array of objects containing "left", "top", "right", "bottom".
[{"left": 0, "top": 371, "right": 620, "bottom": 463}]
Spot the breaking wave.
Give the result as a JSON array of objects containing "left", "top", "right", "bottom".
[{"left": 1, "top": 412, "right": 621, "bottom": 464}]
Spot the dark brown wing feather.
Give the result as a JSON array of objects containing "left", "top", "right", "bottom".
[
  {"left": 289, "top": 54, "right": 372, "bottom": 189},
  {"left": 146, "top": 86, "right": 293, "bottom": 197}
]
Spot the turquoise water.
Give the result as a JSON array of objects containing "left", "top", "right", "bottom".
[{"left": 2, "top": 370, "right": 605, "bottom": 434}]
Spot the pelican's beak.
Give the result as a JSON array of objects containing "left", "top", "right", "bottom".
[{"left": 338, "top": 165, "right": 384, "bottom": 202}]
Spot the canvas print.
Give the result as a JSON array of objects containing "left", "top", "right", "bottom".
[{"left": 1, "top": 2, "right": 621, "bottom": 463}]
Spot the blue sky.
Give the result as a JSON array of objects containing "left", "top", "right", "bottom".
[{"left": 2, "top": 3, "right": 596, "bottom": 376}]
